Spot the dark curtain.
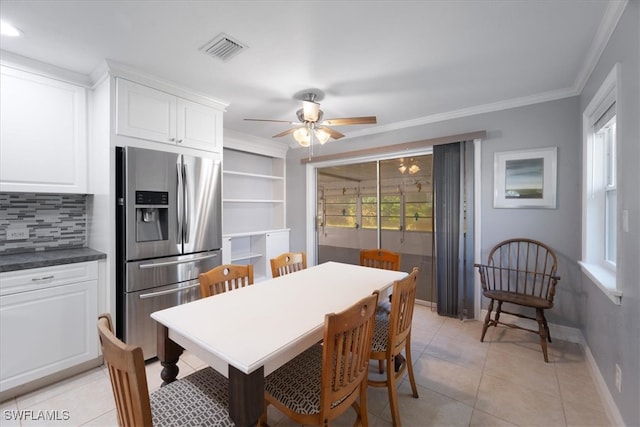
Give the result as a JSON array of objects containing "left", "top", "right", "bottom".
[{"left": 433, "top": 141, "right": 474, "bottom": 318}]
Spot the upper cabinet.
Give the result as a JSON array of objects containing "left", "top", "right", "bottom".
[
  {"left": 116, "top": 78, "right": 222, "bottom": 153},
  {"left": 0, "top": 66, "right": 87, "bottom": 193}
]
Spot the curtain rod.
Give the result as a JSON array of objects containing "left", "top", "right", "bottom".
[{"left": 300, "top": 130, "right": 486, "bottom": 164}]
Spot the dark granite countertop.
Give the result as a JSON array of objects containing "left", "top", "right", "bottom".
[{"left": 0, "top": 248, "right": 107, "bottom": 273}]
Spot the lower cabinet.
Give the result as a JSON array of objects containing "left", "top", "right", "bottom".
[
  {"left": 222, "top": 229, "right": 290, "bottom": 282},
  {"left": 0, "top": 262, "right": 98, "bottom": 394}
]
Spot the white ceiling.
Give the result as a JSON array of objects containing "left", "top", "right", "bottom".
[{"left": 0, "top": 1, "right": 623, "bottom": 146}]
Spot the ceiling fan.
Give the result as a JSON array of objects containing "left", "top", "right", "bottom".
[{"left": 244, "top": 92, "right": 377, "bottom": 147}]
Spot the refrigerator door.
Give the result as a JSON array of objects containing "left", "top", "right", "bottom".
[
  {"left": 124, "top": 147, "right": 181, "bottom": 260},
  {"left": 182, "top": 154, "right": 222, "bottom": 254}
]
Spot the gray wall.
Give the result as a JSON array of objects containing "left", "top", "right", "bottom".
[
  {"left": 578, "top": 2, "right": 640, "bottom": 426},
  {"left": 286, "top": 3, "right": 639, "bottom": 423},
  {"left": 288, "top": 96, "right": 582, "bottom": 326}
]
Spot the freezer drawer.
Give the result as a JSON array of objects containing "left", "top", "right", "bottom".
[
  {"left": 125, "top": 250, "right": 221, "bottom": 293},
  {"left": 124, "top": 279, "right": 201, "bottom": 360}
]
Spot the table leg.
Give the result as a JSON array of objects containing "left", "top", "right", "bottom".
[
  {"left": 156, "top": 323, "right": 183, "bottom": 386},
  {"left": 228, "top": 365, "right": 264, "bottom": 427}
]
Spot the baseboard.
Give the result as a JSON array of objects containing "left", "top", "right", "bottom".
[
  {"left": 479, "top": 309, "right": 625, "bottom": 426},
  {"left": 583, "top": 345, "right": 626, "bottom": 427}
]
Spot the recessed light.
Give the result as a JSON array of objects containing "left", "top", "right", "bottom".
[{"left": 0, "top": 21, "right": 22, "bottom": 37}]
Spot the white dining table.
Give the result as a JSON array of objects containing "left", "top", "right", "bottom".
[{"left": 151, "top": 261, "right": 407, "bottom": 426}]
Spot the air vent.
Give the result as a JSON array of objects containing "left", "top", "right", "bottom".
[{"left": 200, "top": 33, "right": 247, "bottom": 62}]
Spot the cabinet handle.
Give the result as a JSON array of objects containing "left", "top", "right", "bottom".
[
  {"left": 32, "top": 275, "right": 54, "bottom": 281},
  {"left": 169, "top": 137, "right": 176, "bottom": 142},
  {"left": 177, "top": 139, "right": 183, "bottom": 143}
]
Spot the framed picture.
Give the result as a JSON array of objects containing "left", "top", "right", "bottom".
[{"left": 493, "top": 147, "right": 557, "bottom": 208}]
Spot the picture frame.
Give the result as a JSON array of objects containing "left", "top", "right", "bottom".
[{"left": 493, "top": 146, "right": 557, "bottom": 209}]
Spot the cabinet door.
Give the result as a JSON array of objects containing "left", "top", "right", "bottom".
[
  {"left": 116, "top": 78, "right": 176, "bottom": 144},
  {"left": 0, "top": 280, "right": 98, "bottom": 392},
  {"left": 265, "top": 230, "right": 290, "bottom": 277},
  {"left": 0, "top": 66, "right": 87, "bottom": 193},
  {"left": 177, "top": 98, "right": 221, "bottom": 152}
]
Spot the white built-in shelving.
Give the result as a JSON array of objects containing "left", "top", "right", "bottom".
[{"left": 222, "top": 131, "right": 290, "bottom": 281}]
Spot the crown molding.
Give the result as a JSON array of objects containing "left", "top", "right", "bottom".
[
  {"left": 0, "top": 50, "right": 92, "bottom": 87},
  {"left": 224, "top": 128, "right": 289, "bottom": 158},
  {"left": 572, "top": 0, "right": 628, "bottom": 94},
  {"left": 343, "top": 86, "right": 577, "bottom": 141}
]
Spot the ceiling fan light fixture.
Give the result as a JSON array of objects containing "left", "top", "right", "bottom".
[
  {"left": 315, "top": 128, "right": 330, "bottom": 144},
  {"left": 302, "top": 100, "right": 320, "bottom": 122},
  {"left": 293, "top": 127, "right": 311, "bottom": 147}
]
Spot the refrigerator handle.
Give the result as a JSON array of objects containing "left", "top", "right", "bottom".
[
  {"left": 176, "top": 162, "right": 183, "bottom": 244},
  {"left": 138, "top": 282, "right": 200, "bottom": 299},
  {"left": 183, "top": 163, "right": 190, "bottom": 244}
]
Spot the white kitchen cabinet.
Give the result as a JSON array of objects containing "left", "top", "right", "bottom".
[
  {"left": 0, "top": 262, "right": 98, "bottom": 393},
  {"left": 116, "top": 78, "right": 222, "bottom": 152},
  {"left": 0, "top": 65, "right": 87, "bottom": 193}
]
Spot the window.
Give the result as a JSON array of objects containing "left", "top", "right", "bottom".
[
  {"left": 581, "top": 64, "right": 621, "bottom": 304},
  {"left": 317, "top": 155, "right": 432, "bottom": 232}
]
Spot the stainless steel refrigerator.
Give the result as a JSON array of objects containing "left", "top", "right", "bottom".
[{"left": 115, "top": 146, "right": 222, "bottom": 360}]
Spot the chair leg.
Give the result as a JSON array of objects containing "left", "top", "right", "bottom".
[
  {"left": 495, "top": 301, "right": 503, "bottom": 324},
  {"left": 480, "top": 299, "right": 494, "bottom": 342},
  {"left": 542, "top": 311, "right": 552, "bottom": 343},
  {"left": 378, "top": 359, "right": 384, "bottom": 374},
  {"left": 386, "top": 354, "right": 401, "bottom": 427},
  {"left": 405, "top": 338, "right": 419, "bottom": 399},
  {"left": 355, "top": 381, "right": 369, "bottom": 427},
  {"left": 536, "top": 308, "right": 549, "bottom": 363}
]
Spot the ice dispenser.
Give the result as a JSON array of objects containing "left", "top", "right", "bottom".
[{"left": 135, "top": 191, "right": 169, "bottom": 242}]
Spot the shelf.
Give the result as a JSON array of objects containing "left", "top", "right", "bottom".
[
  {"left": 230, "top": 251, "right": 263, "bottom": 262},
  {"left": 223, "top": 199, "right": 284, "bottom": 203},
  {"left": 225, "top": 229, "right": 290, "bottom": 238},
  {"left": 224, "top": 170, "right": 284, "bottom": 180}
]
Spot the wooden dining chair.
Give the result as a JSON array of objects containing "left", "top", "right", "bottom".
[
  {"left": 475, "top": 238, "right": 561, "bottom": 362},
  {"left": 270, "top": 251, "right": 307, "bottom": 278},
  {"left": 368, "top": 267, "right": 420, "bottom": 427},
  {"left": 199, "top": 264, "right": 254, "bottom": 298},
  {"left": 359, "top": 248, "right": 401, "bottom": 271},
  {"left": 97, "top": 314, "right": 233, "bottom": 426},
  {"left": 360, "top": 248, "right": 403, "bottom": 374},
  {"left": 261, "top": 292, "right": 379, "bottom": 426}
]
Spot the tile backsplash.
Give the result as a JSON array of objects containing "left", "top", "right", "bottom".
[{"left": 0, "top": 193, "right": 87, "bottom": 254}]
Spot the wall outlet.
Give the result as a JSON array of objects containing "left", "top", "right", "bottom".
[
  {"left": 615, "top": 364, "right": 622, "bottom": 393},
  {"left": 6, "top": 227, "right": 29, "bottom": 240}
]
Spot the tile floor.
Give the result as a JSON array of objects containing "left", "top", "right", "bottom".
[{"left": 0, "top": 304, "right": 613, "bottom": 426}]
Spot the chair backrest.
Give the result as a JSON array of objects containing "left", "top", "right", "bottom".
[
  {"left": 270, "top": 252, "right": 307, "bottom": 278},
  {"left": 97, "top": 313, "right": 152, "bottom": 427},
  {"left": 388, "top": 268, "right": 419, "bottom": 352},
  {"left": 320, "top": 292, "right": 378, "bottom": 419},
  {"left": 199, "top": 264, "right": 254, "bottom": 298},
  {"left": 359, "top": 249, "right": 401, "bottom": 271},
  {"left": 480, "top": 238, "right": 559, "bottom": 303}
]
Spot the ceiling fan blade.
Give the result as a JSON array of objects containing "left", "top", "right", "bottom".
[
  {"left": 272, "top": 127, "right": 300, "bottom": 138},
  {"left": 319, "top": 125, "right": 345, "bottom": 140},
  {"left": 244, "top": 118, "right": 297, "bottom": 124},
  {"left": 322, "top": 116, "right": 377, "bottom": 126}
]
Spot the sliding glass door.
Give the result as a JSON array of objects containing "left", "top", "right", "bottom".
[{"left": 316, "top": 155, "right": 435, "bottom": 302}]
